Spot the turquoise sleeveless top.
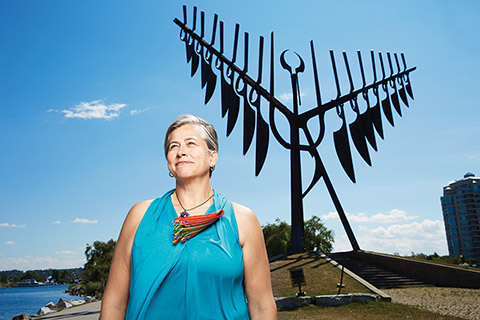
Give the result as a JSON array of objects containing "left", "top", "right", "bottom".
[{"left": 126, "top": 189, "right": 250, "bottom": 320}]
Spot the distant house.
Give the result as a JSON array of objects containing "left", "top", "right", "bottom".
[{"left": 17, "top": 279, "right": 41, "bottom": 287}]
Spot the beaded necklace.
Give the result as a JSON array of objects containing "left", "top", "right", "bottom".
[{"left": 173, "top": 210, "right": 224, "bottom": 244}]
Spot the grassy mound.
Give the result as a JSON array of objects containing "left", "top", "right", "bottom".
[{"left": 270, "top": 252, "right": 368, "bottom": 297}]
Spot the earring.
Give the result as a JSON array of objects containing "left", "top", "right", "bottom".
[
  {"left": 210, "top": 165, "right": 215, "bottom": 172},
  {"left": 169, "top": 172, "right": 174, "bottom": 177}
]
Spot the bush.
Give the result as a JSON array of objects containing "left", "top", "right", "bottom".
[{"left": 83, "top": 281, "right": 105, "bottom": 298}]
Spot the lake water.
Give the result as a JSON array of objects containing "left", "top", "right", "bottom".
[{"left": 0, "top": 285, "right": 83, "bottom": 320}]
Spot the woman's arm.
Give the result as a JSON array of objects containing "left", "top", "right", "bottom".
[
  {"left": 99, "top": 200, "right": 152, "bottom": 320},
  {"left": 233, "top": 202, "right": 277, "bottom": 320}
]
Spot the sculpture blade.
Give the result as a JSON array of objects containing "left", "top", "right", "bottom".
[
  {"left": 360, "top": 110, "right": 378, "bottom": 151},
  {"left": 391, "top": 88, "right": 402, "bottom": 117},
  {"left": 255, "top": 112, "right": 269, "bottom": 176},
  {"left": 200, "top": 54, "right": 208, "bottom": 89},
  {"left": 243, "top": 100, "right": 255, "bottom": 155},
  {"left": 399, "top": 86, "right": 409, "bottom": 107},
  {"left": 226, "top": 100, "right": 240, "bottom": 136},
  {"left": 333, "top": 116, "right": 356, "bottom": 183},
  {"left": 225, "top": 74, "right": 240, "bottom": 136},
  {"left": 406, "top": 80, "right": 414, "bottom": 100},
  {"left": 185, "top": 39, "right": 193, "bottom": 63},
  {"left": 370, "top": 100, "right": 384, "bottom": 139},
  {"left": 204, "top": 60, "right": 217, "bottom": 104},
  {"left": 220, "top": 71, "right": 237, "bottom": 118},
  {"left": 381, "top": 86, "right": 395, "bottom": 127},
  {"left": 349, "top": 117, "right": 372, "bottom": 166},
  {"left": 190, "top": 50, "right": 199, "bottom": 77}
]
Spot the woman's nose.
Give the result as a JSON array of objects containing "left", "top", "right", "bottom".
[{"left": 176, "top": 144, "right": 187, "bottom": 157}]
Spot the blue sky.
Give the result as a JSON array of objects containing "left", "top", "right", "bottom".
[{"left": 1, "top": 0, "right": 479, "bottom": 271}]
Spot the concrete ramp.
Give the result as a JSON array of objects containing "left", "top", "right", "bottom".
[
  {"left": 328, "top": 252, "right": 428, "bottom": 288},
  {"left": 328, "top": 251, "right": 480, "bottom": 289}
]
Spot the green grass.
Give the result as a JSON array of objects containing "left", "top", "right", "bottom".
[
  {"left": 270, "top": 253, "right": 470, "bottom": 320},
  {"left": 270, "top": 252, "right": 369, "bottom": 297},
  {"left": 277, "top": 301, "right": 467, "bottom": 320}
]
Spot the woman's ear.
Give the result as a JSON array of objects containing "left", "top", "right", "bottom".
[{"left": 209, "top": 151, "right": 218, "bottom": 168}]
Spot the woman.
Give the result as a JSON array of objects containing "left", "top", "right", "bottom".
[{"left": 100, "top": 114, "right": 277, "bottom": 319}]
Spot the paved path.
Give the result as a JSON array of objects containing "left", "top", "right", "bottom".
[{"left": 35, "top": 301, "right": 101, "bottom": 320}]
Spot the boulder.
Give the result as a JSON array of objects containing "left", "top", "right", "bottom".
[
  {"left": 45, "top": 301, "right": 56, "bottom": 310},
  {"left": 69, "top": 299, "right": 86, "bottom": 306},
  {"left": 56, "top": 298, "right": 73, "bottom": 309},
  {"left": 275, "top": 296, "right": 311, "bottom": 309},
  {"left": 11, "top": 314, "right": 30, "bottom": 320},
  {"left": 315, "top": 294, "right": 352, "bottom": 306},
  {"left": 37, "top": 306, "right": 55, "bottom": 316},
  {"left": 350, "top": 293, "right": 380, "bottom": 304},
  {"left": 85, "top": 296, "right": 95, "bottom": 303}
]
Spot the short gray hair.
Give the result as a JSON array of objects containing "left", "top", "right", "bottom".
[{"left": 164, "top": 114, "right": 219, "bottom": 158}]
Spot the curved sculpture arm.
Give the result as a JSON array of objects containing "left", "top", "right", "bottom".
[
  {"left": 301, "top": 126, "right": 324, "bottom": 198},
  {"left": 269, "top": 104, "right": 291, "bottom": 149}
]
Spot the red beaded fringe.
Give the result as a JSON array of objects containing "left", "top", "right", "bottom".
[{"left": 172, "top": 210, "right": 224, "bottom": 245}]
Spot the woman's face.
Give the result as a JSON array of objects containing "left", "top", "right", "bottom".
[{"left": 167, "top": 124, "right": 217, "bottom": 181}]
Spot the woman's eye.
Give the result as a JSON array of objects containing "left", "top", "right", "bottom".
[{"left": 169, "top": 144, "right": 179, "bottom": 150}]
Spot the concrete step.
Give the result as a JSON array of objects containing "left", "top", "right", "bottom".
[{"left": 329, "top": 252, "right": 430, "bottom": 289}]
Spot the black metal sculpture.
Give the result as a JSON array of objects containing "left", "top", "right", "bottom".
[{"left": 174, "top": 6, "right": 416, "bottom": 252}]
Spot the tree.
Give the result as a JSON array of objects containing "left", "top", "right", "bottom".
[
  {"left": 303, "top": 216, "right": 335, "bottom": 253},
  {"left": 21, "top": 270, "right": 45, "bottom": 282},
  {"left": 51, "top": 269, "right": 60, "bottom": 283},
  {"left": 262, "top": 216, "right": 334, "bottom": 257},
  {"left": 58, "top": 269, "right": 69, "bottom": 283},
  {"left": 1, "top": 273, "right": 8, "bottom": 284},
  {"left": 82, "top": 239, "right": 116, "bottom": 298},
  {"left": 262, "top": 219, "right": 291, "bottom": 258}
]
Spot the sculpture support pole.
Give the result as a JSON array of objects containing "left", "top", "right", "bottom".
[
  {"left": 322, "top": 170, "right": 361, "bottom": 251},
  {"left": 290, "top": 124, "right": 304, "bottom": 252}
]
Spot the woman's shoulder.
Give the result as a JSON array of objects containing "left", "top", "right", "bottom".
[
  {"left": 232, "top": 202, "right": 261, "bottom": 247},
  {"left": 123, "top": 199, "right": 155, "bottom": 229},
  {"left": 131, "top": 199, "right": 155, "bottom": 213},
  {"left": 231, "top": 202, "right": 255, "bottom": 219}
]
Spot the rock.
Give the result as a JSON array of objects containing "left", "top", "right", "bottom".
[
  {"left": 11, "top": 314, "right": 30, "bottom": 320},
  {"left": 56, "top": 298, "right": 73, "bottom": 309},
  {"left": 275, "top": 296, "right": 311, "bottom": 309},
  {"left": 350, "top": 293, "right": 380, "bottom": 304},
  {"left": 37, "top": 306, "right": 55, "bottom": 316},
  {"left": 45, "top": 301, "right": 56, "bottom": 310},
  {"left": 69, "top": 299, "right": 86, "bottom": 306},
  {"left": 315, "top": 294, "right": 352, "bottom": 306},
  {"left": 85, "top": 296, "right": 95, "bottom": 303}
]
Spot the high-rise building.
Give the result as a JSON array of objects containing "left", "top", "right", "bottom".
[{"left": 441, "top": 172, "right": 480, "bottom": 258}]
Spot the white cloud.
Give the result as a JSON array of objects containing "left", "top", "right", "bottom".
[
  {"left": 0, "top": 223, "right": 26, "bottom": 228},
  {"left": 368, "top": 219, "right": 445, "bottom": 240},
  {"left": 322, "top": 211, "right": 339, "bottom": 220},
  {"left": 52, "top": 221, "right": 62, "bottom": 224},
  {"left": 333, "top": 219, "right": 448, "bottom": 255},
  {"left": 130, "top": 107, "right": 149, "bottom": 116},
  {"left": 322, "top": 209, "right": 417, "bottom": 223},
  {"left": 56, "top": 250, "right": 78, "bottom": 255},
  {"left": 60, "top": 100, "right": 126, "bottom": 120},
  {"left": 279, "top": 92, "right": 306, "bottom": 102},
  {"left": 0, "top": 256, "right": 86, "bottom": 270},
  {"left": 73, "top": 218, "right": 98, "bottom": 224},
  {"left": 5, "top": 241, "right": 15, "bottom": 245}
]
